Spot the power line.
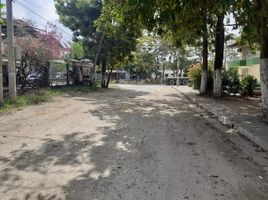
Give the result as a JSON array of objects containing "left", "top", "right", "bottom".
[
  {"left": 14, "top": 0, "right": 73, "bottom": 38},
  {"left": 16, "top": 0, "right": 42, "bottom": 8}
]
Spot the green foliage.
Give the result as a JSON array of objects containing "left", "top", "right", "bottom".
[
  {"left": 0, "top": 3, "right": 4, "bottom": 24},
  {"left": 241, "top": 75, "right": 258, "bottom": 97},
  {"left": 55, "top": 0, "right": 102, "bottom": 39},
  {"left": 0, "top": 90, "right": 54, "bottom": 113},
  {"left": 222, "top": 69, "right": 241, "bottom": 94},
  {"left": 70, "top": 41, "right": 85, "bottom": 59},
  {"left": 55, "top": 0, "right": 139, "bottom": 75},
  {"left": 133, "top": 52, "right": 157, "bottom": 77},
  {"left": 188, "top": 63, "right": 213, "bottom": 90},
  {"left": 188, "top": 64, "right": 203, "bottom": 90},
  {"left": 55, "top": 0, "right": 104, "bottom": 62},
  {"left": 0, "top": 86, "right": 95, "bottom": 113},
  {"left": 96, "top": 0, "right": 141, "bottom": 67}
]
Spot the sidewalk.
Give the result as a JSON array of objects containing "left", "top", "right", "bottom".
[{"left": 175, "top": 86, "right": 268, "bottom": 152}]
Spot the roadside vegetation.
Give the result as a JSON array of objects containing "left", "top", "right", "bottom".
[
  {"left": 188, "top": 65, "right": 259, "bottom": 97},
  {"left": 1, "top": 0, "right": 268, "bottom": 121},
  {"left": 0, "top": 86, "right": 96, "bottom": 113}
]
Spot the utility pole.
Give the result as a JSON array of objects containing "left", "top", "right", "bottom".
[
  {"left": 0, "top": 0, "right": 3, "bottom": 104},
  {"left": 6, "top": 0, "right": 16, "bottom": 101}
]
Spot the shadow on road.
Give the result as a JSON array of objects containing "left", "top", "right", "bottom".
[
  {"left": 0, "top": 86, "right": 267, "bottom": 200},
  {"left": 0, "top": 86, "right": 186, "bottom": 199}
]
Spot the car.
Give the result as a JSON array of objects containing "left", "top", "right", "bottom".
[
  {"left": 55, "top": 72, "right": 62, "bottom": 79},
  {"left": 26, "top": 73, "right": 42, "bottom": 87}
]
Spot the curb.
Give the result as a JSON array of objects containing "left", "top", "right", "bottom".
[{"left": 174, "top": 86, "right": 268, "bottom": 152}]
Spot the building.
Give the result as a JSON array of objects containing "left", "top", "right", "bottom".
[
  {"left": 106, "top": 70, "right": 130, "bottom": 81},
  {"left": 227, "top": 46, "right": 261, "bottom": 82}
]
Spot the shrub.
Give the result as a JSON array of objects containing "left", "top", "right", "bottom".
[
  {"left": 188, "top": 64, "right": 202, "bottom": 90},
  {"left": 188, "top": 63, "right": 213, "bottom": 91},
  {"left": 241, "top": 75, "right": 258, "bottom": 97},
  {"left": 222, "top": 68, "right": 241, "bottom": 94}
]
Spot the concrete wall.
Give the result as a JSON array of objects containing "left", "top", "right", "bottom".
[{"left": 238, "top": 64, "right": 260, "bottom": 82}]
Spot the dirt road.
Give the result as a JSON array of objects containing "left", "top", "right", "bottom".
[{"left": 0, "top": 85, "right": 268, "bottom": 200}]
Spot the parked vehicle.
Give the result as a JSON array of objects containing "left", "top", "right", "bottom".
[
  {"left": 26, "top": 73, "right": 42, "bottom": 87},
  {"left": 166, "top": 77, "right": 189, "bottom": 85},
  {"left": 55, "top": 72, "right": 62, "bottom": 79}
]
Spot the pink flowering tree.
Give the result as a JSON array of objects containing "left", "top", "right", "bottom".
[{"left": 16, "top": 25, "right": 62, "bottom": 88}]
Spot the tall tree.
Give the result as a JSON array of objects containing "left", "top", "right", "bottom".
[
  {"left": 55, "top": 0, "right": 103, "bottom": 86},
  {"left": 118, "top": 0, "right": 228, "bottom": 94},
  {"left": 213, "top": 14, "right": 225, "bottom": 97},
  {"left": 211, "top": 0, "right": 234, "bottom": 97},
  {"left": 95, "top": 0, "right": 141, "bottom": 87},
  {"left": 235, "top": 0, "right": 268, "bottom": 121},
  {"left": 0, "top": 2, "right": 4, "bottom": 104},
  {"left": 55, "top": 0, "right": 139, "bottom": 88},
  {"left": 70, "top": 41, "right": 85, "bottom": 60}
]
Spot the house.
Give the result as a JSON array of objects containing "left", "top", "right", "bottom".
[
  {"left": 227, "top": 45, "right": 261, "bottom": 82},
  {"left": 106, "top": 70, "right": 130, "bottom": 81}
]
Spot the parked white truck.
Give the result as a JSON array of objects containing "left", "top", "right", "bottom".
[{"left": 163, "top": 70, "right": 189, "bottom": 85}]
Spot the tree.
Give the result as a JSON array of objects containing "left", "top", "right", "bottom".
[
  {"left": 135, "top": 35, "right": 172, "bottom": 81},
  {"left": 0, "top": 3, "right": 4, "bottom": 104},
  {"left": 213, "top": 14, "right": 225, "bottom": 97},
  {"left": 118, "top": 0, "right": 231, "bottom": 96},
  {"left": 15, "top": 28, "right": 62, "bottom": 88},
  {"left": 234, "top": 0, "right": 268, "bottom": 120},
  {"left": 55, "top": 0, "right": 103, "bottom": 86},
  {"left": 55, "top": 0, "right": 140, "bottom": 88},
  {"left": 70, "top": 41, "right": 85, "bottom": 60},
  {"left": 95, "top": 0, "right": 141, "bottom": 87},
  {"left": 132, "top": 51, "right": 157, "bottom": 79}
]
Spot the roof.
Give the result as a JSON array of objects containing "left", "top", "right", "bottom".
[
  {"left": 1, "top": 19, "right": 42, "bottom": 39},
  {"left": 65, "top": 59, "right": 93, "bottom": 68}
]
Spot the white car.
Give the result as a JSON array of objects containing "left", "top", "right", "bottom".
[{"left": 55, "top": 72, "right": 62, "bottom": 79}]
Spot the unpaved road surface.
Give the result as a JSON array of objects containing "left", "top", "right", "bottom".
[{"left": 0, "top": 85, "right": 268, "bottom": 200}]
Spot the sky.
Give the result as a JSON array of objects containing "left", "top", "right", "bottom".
[{"left": 12, "top": 0, "right": 73, "bottom": 44}]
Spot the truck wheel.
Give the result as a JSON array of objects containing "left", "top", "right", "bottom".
[
  {"left": 182, "top": 80, "right": 187, "bottom": 85},
  {"left": 169, "top": 79, "right": 175, "bottom": 85}
]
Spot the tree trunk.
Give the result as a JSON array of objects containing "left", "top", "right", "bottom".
[
  {"left": 179, "top": 67, "right": 183, "bottom": 77},
  {"left": 162, "top": 64, "right": 165, "bottom": 83},
  {"left": 259, "top": 15, "right": 268, "bottom": 121},
  {"left": 0, "top": 22, "right": 3, "bottom": 104},
  {"left": 101, "top": 59, "right": 106, "bottom": 88},
  {"left": 92, "top": 33, "right": 105, "bottom": 87},
  {"left": 66, "top": 62, "right": 70, "bottom": 86},
  {"left": 200, "top": 14, "right": 209, "bottom": 95},
  {"left": 20, "top": 60, "right": 27, "bottom": 90},
  {"left": 106, "top": 65, "right": 113, "bottom": 88},
  {"left": 213, "top": 14, "right": 225, "bottom": 97}
]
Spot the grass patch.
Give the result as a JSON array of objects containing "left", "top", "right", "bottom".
[
  {"left": 0, "top": 90, "right": 54, "bottom": 113},
  {"left": 0, "top": 85, "right": 95, "bottom": 113}
]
